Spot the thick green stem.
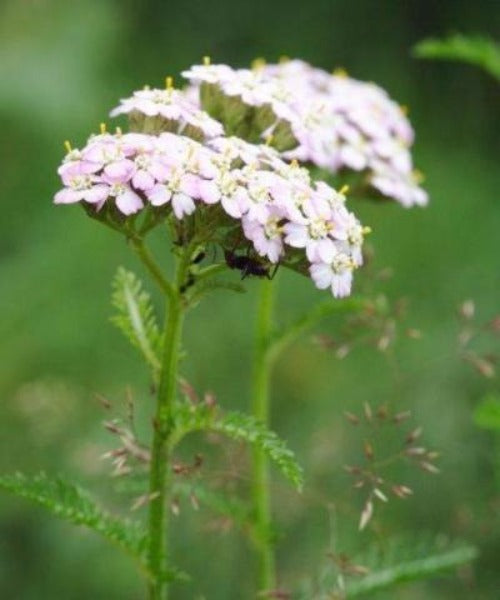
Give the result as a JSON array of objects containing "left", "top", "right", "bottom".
[
  {"left": 251, "top": 278, "right": 276, "bottom": 593},
  {"left": 147, "top": 254, "right": 186, "bottom": 600}
]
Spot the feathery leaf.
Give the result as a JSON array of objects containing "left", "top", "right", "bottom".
[
  {"left": 0, "top": 472, "right": 147, "bottom": 560},
  {"left": 111, "top": 267, "right": 162, "bottom": 373},
  {"left": 298, "top": 533, "right": 478, "bottom": 599},
  {"left": 171, "top": 400, "right": 304, "bottom": 490}
]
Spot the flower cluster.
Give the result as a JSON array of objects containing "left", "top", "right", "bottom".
[
  {"left": 183, "top": 59, "right": 427, "bottom": 207},
  {"left": 110, "top": 78, "right": 224, "bottom": 141},
  {"left": 55, "top": 124, "right": 367, "bottom": 297},
  {"left": 182, "top": 61, "right": 300, "bottom": 152}
]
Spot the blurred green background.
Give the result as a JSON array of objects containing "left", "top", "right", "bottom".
[{"left": 0, "top": 0, "right": 499, "bottom": 598}]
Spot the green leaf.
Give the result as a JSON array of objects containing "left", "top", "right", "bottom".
[
  {"left": 172, "top": 401, "right": 304, "bottom": 490},
  {"left": 413, "top": 34, "right": 500, "bottom": 81},
  {"left": 111, "top": 267, "right": 162, "bottom": 373},
  {"left": 474, "top": 394, "right": 500, "bottom": 431},
  {"left": 347, "top": 537, "right": 478, "bottom": 596},
  {"left": 0, "top": 472, "right": 147, "bottom": 561},
  {"left": 298, "top": 533, "right": 478, "bottom": 599}
]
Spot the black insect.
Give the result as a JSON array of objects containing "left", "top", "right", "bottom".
[
  {"left": 224, "top": 250, "right": 275, "bottom": 280},
  {"left": 192, "top": 250, "right": 206, "bottom": 264},
  {"left": 179, "top": 274, "right": 195, "bottom": 294}
]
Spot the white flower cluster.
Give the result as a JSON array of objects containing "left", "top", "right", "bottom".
[
  {"left": 110, "top": 78, "right": 224, "bottom": 141},
  {"left": 55, "top": 126, "right": 367, "bottom": 298},
  {"left": 183, "top": 59, "right": 427, "bottom": 207}
]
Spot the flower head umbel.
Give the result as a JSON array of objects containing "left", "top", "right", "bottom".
[
  {"left": 185, "top": 59, "right": 428, "bottom": 207},
  {"left": 55, "top": 130, "right": 366, "bottom": 298},
  {"left": 182, "top": 60, "right": 301, "bottom": 151},
  {"left": 110, "top": 78, "right": 224, "bottom": 141}
]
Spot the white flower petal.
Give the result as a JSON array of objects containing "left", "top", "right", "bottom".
[{"left": 310, "top": 263, "right": 333, "bottom": 290}]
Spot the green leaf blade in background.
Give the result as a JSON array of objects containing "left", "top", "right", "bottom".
[
  {"left": 474, "top": 394, "right": 500, "bottom": 431},
  {"left": 346, "top": 541, "right": 478, "bottom": 597},
  {"left": 413, "top": 33, "right": 500, "bottom": 81},
  {"left": 298, "top": 534, "right": 478, "bottom": 599}
]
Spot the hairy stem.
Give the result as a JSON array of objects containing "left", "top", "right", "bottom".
[
  {"left": 147, "top": 252, "right": 186, "bottom": 600},
  {"left": 251, "top": 278, "right": 276, "bottom": 593}
]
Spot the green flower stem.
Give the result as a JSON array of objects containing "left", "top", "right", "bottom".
[
  {"left": 250, "top": 286, "right": 367, "bottom": 593},
  {"left": 131, "top": 238, "right": 175, "bottom": 302},
  {"left": 251, "top": 278, "right": 276, "bottom": 593},
  {"left": 147, "top": 251, "right": 187, "bottom": 600}
]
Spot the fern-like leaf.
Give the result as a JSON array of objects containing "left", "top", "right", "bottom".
[
  {"left": 413, "top": 34, "right": 500, "bottom": 81},
  {"left": 172, "top": 401, "right": 304, "bottom": 491},
  {"left": 347, "top": 536, "right": 478, "bottom": 596},
  {"left": 0, "top": 472, "right": 148, "bottom": 561},
  {"left": 298, "top": 533, "right": 478, "bottom": 599},
  {"left": 111, "top": 267, "right": 162, "bottom": 373}
]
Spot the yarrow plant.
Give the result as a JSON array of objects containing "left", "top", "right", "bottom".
[{"left": 3, "top": 57, "right": 464, "bottom": 600}]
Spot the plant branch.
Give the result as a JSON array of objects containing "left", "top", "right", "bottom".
[
  {"left": 131, "top": 238, "right": 175, "bottom": 302},
  {"left": 266, "top": 296, "right": 368, "bottom": 365}
]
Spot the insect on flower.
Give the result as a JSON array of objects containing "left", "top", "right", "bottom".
[{"left": 224, "top": 249, "right": 277, "bottom": 279}]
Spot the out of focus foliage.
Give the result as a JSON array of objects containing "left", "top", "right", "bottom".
[
  {"left": 474, "top": 394, "right": 500, "bottom": 431},
  {"left": 414, "top": 33, "right": 500, "bottom": 80},
  {"left": 0, "top": 1, "right": 498, "bottom": 598}
]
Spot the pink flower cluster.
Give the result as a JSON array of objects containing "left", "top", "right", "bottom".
[
  {"left": 55, "top": 131, "right": 366, "bottom": 298},
  {"left": 56, "top": 131, "right": 221, "bottom": 218},
  {"left": 183, "top": 59, "right": 427, "bottom": 207}
]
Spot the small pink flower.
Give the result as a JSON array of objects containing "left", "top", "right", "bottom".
[
  {"left": 197, "top": 170, "right": 249, "bottom": 217},
  {"left": 131, "top": 150, "right": 170, "bottom": 191},
  {"left": 371, "top": 167, "right": 428, "bottom": 208},
  {"left": 106, "top": 182, "right": 144, "bottom": 215},
  {"left": 283, "top": 192, "right": 349, "bottom": 262},
  {"left": 208, "top": 136, "right": 262, "bottom": 167},
  {"left": 146, "top": 169, "right": 199, "bottom": 219},
  {"left": 242, "top": 210, "right": 284, "bottom": 263},
  {"left": 310, "top": 252, "right": 354, "bottom": 298},
  {"left": 58, "top": 149, "right": 101, "bottom": 180},
  {"left": 54, "top": 174, "right": 108, "bottom": 208},
  {"left": 181, "top": 63, "right": 234, "bottom": 85},
  {"left": 82, "top": 135, "right": 135, "bottom": 182}
]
